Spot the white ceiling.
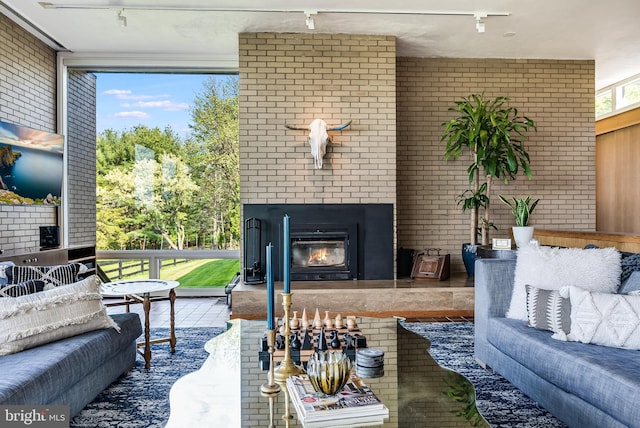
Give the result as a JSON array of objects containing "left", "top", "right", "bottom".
[{"left": 2, "top": 0, "right": 640, "bottom": 89}]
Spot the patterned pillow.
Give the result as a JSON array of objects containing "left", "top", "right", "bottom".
[
  {"left": 6, "top": 263, "right": 81, "bottom": 288},
  {"left": 526, "top": 284, "right": 571, "bottom": 338},
  {"left": 562, "top": 285, "right": 640, "bottom": 349},
  {"left": 0, "top": 280, "right": 46, "bottom": 298},
  {"left": 0, "top": 275, "right": 118, "bottom": 356}
]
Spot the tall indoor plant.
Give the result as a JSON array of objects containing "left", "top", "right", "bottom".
[{"left": 442, "top": 94, "right": 536, "bottom": 272}]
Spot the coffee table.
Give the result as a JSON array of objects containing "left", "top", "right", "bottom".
[
  {"left": 101, "top": 279, "right": 179, "bottom": 369},
  {"left": 166, "top": 317, "right": 486, "bottom": 427}
]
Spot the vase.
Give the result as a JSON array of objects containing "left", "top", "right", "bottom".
[
  {"left": 512, "top": 226, "right": 535, "bottom": 248},
  {"left": 461, "top": 243, "right": 478, "bottom": 276}
]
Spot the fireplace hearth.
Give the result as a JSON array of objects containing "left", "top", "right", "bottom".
[{"left": 243, "top": 204, "right": 393, "bottom": 282}]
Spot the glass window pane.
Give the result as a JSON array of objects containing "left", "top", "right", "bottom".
[
  {"left": 595, "top": 90, "right": 612, "bottom": 117},
  {"left": 619, "top": 79, "right": 640, "bottom": 108}
]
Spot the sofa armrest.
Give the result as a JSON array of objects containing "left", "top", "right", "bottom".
[{"left": 474, "top": 258, "right": 516, "bottom": 367}]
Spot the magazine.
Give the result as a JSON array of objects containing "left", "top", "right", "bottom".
[{"left": 286, "top": 372, "right": 389, "bottom": 425}]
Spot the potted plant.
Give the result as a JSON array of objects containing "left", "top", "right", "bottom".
[
  {"left": 498, "top": 195, "right": 540, "bottom": 248},
  {"left": 442, "top": 93, "right": 536, "bottom": 274}
]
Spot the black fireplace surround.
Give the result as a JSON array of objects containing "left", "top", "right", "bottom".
[{"left": 243, "top": 204, "right": 393, "bottom": 282}]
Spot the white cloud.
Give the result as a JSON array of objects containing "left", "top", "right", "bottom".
[
  {"left": 114, "top": 111, "right": 150, "bottom": 119},
  {"left": 103, "top": 89, "right": 131, "bottom": 96},
  {"left": 133, "top": 100, "right": 190, "bottom": 111},
  {"left": 103, "top": 88, "right": 170, "bottom": 101}
]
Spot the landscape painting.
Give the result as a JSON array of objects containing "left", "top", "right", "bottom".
[{"left": 0, "top": 120, "right": 63, "bottom": 205}]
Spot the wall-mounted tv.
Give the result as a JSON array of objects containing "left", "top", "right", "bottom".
[{"left": 0, "top": 120, "right": 63, "bottom": 205}]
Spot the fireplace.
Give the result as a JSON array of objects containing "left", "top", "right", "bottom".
[
  {"left": 242, "top": 204, "right": 393, "bottom": 282},
  {"left": 290, "top": 225, "right": 357, "bottom": 281}
]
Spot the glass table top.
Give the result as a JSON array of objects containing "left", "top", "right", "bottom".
[{"left": 167, "top": 317, "right": 487, "bottom": 427}]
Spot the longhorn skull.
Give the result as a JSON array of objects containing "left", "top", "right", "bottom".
[{"left": 285, "top": 119, "right": 352, "bottom": 169}]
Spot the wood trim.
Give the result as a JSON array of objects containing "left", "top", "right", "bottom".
[
  {"left": 534, "top": 229, "right": 640, "bottom": 253},
  {"left": 596, "top": 107, "right": 640, "bottom": 135}
]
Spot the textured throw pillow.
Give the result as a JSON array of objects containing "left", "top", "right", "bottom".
[
  {"left": 562, "top": 285, "right": 640, "bottom": 349},
  {"left": 0, "top": 279, "right": 46, "bottom": 298},
  {"left": 6, "top": 263, "right": 82, "bottom": 288},
  {"left": 0, "top": 275, "right": 119, "bottom": 356},
  {"left": 526, "top": 284, "right": 571, "bottom": 339},
  {"left": 507, "top": 246, "right": 621, "bottom": 321}
]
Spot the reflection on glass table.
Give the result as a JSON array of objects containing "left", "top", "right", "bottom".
[{"left": 167, "top": 317, "right": 487, "bottom": 427}]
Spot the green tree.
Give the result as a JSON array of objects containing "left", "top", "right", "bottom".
[
  {"left": 96, "top": 125, "right": 192, "bottom": 250},
  {"left": 183, "top": 75, "right": 240, "bottom": 249}
]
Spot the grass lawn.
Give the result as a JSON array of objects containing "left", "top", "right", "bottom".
[{"left": 114, "top": 259, "right": 240, "bottom": 288}]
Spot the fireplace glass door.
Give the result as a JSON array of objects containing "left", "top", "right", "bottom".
[{"left": 292, "top": 239, "right": 346, "bottom": 268}]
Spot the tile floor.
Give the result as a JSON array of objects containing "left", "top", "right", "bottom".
[
  {"left": 104, "top": 296, "right": 231, "bottom": 328},
  {"left": 104, "top": 296, "right": 473, "bottom": 329}
]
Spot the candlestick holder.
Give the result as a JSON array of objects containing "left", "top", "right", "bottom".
[
  {"left": 260, "top": 329, "right": 281, "bottom": 396},
  {"left": 274, "top": 292, "right": 304, "bottom": 383}
]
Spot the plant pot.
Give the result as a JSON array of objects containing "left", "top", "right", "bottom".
[
  {"left": 512, "top": 226, "right": 534, "bottom": 248},
  {"left": 461, "top": 243, "right": 478, "bottom": 276}
]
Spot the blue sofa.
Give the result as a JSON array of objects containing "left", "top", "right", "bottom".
[
  {"left": 0, "top": 312, "right": 142, "bottom": 417},
  {"left": 475, "top": 258, "right": 640, "bottom": 428}
]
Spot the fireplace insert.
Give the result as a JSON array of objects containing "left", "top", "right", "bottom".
[
  {"left": 242, "top": 203, "right": 393, "bottom": 281},
  {"left": 290, "top": 228, "right": 356, "bottom": 280}
]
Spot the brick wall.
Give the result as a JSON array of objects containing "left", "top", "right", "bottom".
[
  {"left": 238, "top": 33, "right": 397, "bottom": 206},
  {"left": 0, "top": 13, "right": 97, "bottom": 254},
  {"left": 67, "top": 71, "right": 97, "bottom": 246},
  {"left": 396, "top": 58, "right": 596, "bottom": 272},
  {"left": 0, "top": 13, "right": 58, "bottom": 253}
]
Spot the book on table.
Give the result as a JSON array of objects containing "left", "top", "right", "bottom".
[{"left": 286, "top": 372, "right": 389, "bottom": 426}]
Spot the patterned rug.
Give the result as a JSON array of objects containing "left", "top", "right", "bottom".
[
  {"left": 70, "top": 328, "right": 223, "bottom": 428},
  {"left": 70, "top": 323, "right": 567, "bottom": 428},
  {"left": 403, "top": 322, "right": 567, "bottom": 428}
]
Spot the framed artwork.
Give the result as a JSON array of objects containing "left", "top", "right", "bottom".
[{"left": 0, "top": 120, "right": 63, "bottom": 205}]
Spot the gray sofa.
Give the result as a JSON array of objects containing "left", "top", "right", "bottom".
[
  {"left": 0, "top": 312, "right": 142, "bottom": 417},
  {"left": 475, "top": 258, "right": 640, "bottom": 428}
]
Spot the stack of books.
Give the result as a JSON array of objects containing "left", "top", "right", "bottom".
[{"left": 286, "top": 373, "right": 389, "bottom": 428}]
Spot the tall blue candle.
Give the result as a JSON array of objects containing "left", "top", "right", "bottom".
[
  {"left": 266, "top": 243, "right": 275, "bottom": 330},
  {"left": 283, "top": 214, "right": 291, "bottom": 294}
]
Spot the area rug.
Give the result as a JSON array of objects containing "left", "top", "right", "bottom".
[
  {"left": 70, "top": 328, "right": 222, "bottom": 428},
  {"left": 71, "top": 323, "right": 567, "bottom": 428},
  {"left": 403, "top": 322, "right": 567, "bottom": 428}
]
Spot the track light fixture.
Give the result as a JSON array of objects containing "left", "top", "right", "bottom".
[
  {"left": 475, "top": 13, "right": 487, "bottom": 33},
  {"left": 305, "top": 11, "right": 316, "bottom": 30},
  {"left": 118, "top": 8, "right": 127, "bottom": 27}
]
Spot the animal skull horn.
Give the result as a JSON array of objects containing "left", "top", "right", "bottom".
[{"left": 285, "top": 119, "right": 352, "bottom": 169}]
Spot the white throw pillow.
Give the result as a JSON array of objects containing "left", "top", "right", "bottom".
[
  {"left": 562, "top": 285, "right": 640, "bottom": 349},
  {"left": 0, "top": 275, "right": 119, "bottom": 356},
  {"left": 506, "top": 245, "right": 621, "bottom": 320}
]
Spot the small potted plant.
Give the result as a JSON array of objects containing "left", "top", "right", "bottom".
[{"left": 498, "top": 195, "right": 540, "bottom": 248}]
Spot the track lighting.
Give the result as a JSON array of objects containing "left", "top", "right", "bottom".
[
  {"left": 305, "top": 11, "right": 316, "bottom": 30},
  {"left": 475, "top": 13, "right": 486, "bottom": 33},
  {"left": 118, "top": 9, "right": 127, "bottom": 27}
]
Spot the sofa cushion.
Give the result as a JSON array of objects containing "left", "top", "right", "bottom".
[
  {"left": 526, "top": 284, "right": 571, "bottom": 336},
  {"left": 487, "top": 317, "right": 640, "bottom": 428},
  {"left": 0, "top": 275, "right": 118, "bottom": 356},
  {"left": 0, "top": 279, "right": 46, "bottom": 298},
  {"left": 6, "top": 263, "right": 82, "bottom": 288},
  {"left": 563, "top": 286, "right": 640, "bottom": 349},
  {"left": 0, "top": 312, "right": 141, "bottom": 405},
  {"left": 507, "top": 246, "right": 621, "bottom": 320}
]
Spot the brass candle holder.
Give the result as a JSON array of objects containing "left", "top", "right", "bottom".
[
  {"left": 261, "top": 329, "right": 281, "bottom": 395},
  {"left": 274, "top": 292, "right": 304, "bottom": 383}
]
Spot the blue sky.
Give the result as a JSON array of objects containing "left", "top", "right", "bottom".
[{"left": 95, "top": 73, "right": 212, "bottom": 138}]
